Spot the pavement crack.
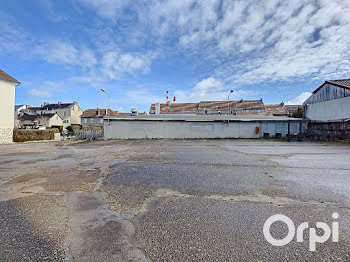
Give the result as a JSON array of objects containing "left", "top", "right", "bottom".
[
  {"left": 93, "top": 167, "right": 110, "bottom": 192},
  {"left": 129, "top": 189, "right": 350, "bottom": 218}
]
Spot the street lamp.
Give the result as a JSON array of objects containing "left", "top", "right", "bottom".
[
  {"left": 101, "top": 88, "right": 111, "bottom": 124},
  {"left": 228, "top": 90, "right": 233, "bottom": 115}
]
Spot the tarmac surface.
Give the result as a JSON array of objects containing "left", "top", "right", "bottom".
[{"left": 0, "top": 139, "right": 350, "bottom": 261}]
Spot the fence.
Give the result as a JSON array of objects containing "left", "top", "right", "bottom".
[{"left": 74, "top": 130, "right": 104, "bottom": 140}]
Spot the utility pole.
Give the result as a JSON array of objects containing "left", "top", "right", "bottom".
[
  {"left": 227, "top": 90, "right": 233, "bottom": 115},
  {"left": 101, "top": 88, "right": 111, "bottom": 125}
]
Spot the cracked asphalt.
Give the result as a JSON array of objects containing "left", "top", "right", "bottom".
[{"left": 0, "top": 139, "right": 350, "bottom": 261}]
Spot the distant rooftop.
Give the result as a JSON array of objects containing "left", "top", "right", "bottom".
[
  {"left": 313, "top": 78, "right": 350, "bottom": 94},
  {"left": 81, "top": 108, "right": 147, "bottom": 118},
  {"left": 41, "top": 103, "right": 74, "bottom": 110},
  {"left": 106, "top": 114, "right": 301, "bottom": 122},
  {"left": 326, "top": 79, "right": 350, "bottom": 89},
  {"left": 81, "top": 109, "right": 119, "bottom": 118},
  {"left": 150, "top": 100, "right": 264, "bottom": 114},
  {"left": 264, "top": 104, "right": 288, "bottom": 116}
]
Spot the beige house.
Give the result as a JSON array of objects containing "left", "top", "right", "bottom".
[
  {"left": 36, "top": 113, "right": 64, "bottom": 129},
  {"left": 80, "top": 108, "right": 146, "bottom": 126},
  {"left": 0, "top": 69, "right": 20, "bottom": 143},
  {"left": 35, "top": 101, "right": 83, "bottom": 128},
  {"left": 18, "top": 113, "right": 63, "bottom": 130}
]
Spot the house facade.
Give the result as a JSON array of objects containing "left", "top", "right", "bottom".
[
  {"left": 81, "top": 108, "right": 146, "bottom": 126},
  {"left": 303, "top": 79, "right": 350, "bottom": 121},
  {"left": 36, "top": 114, "right": 63, "bottom": 129},
  {"left": 18, "top": 113, "right": 63, "bottom": 129},
  {"left": 34, "top": 102, "right": 83, "bottom": 128},
  {"left": 14, "top": 104, "right": 31, "bottom": 127},
  {"left": 0, "top": 69, "right": 20, "bottom": 143},
  {"left": 81, "top": 109, "right": 118, "bottom": 126}
]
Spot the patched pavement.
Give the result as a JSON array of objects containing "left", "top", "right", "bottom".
[{"left": 0, "top": 140, "right": 350, "bottom": 261}]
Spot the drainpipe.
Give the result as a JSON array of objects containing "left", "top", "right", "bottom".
[{"left": 288, "top": 120, "right": 291, "bottom": 142}]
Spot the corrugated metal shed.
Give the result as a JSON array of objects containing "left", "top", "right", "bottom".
[{"left": 304, "top": 80, "right": 350, "bottom": 105}]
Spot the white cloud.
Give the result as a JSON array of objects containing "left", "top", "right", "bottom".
[
  {"left": 101, "top": 51, "right": 151, "bottom": 80},
  {"left": 192, "top": 77, "right": 223, "bottom": 99},
  {"left": 76, "top": 0, "right": 350, "bottom": 83},
  {"left": 26, "top": 88, "right": 53, "bottom": 99},
  {"left": 286, "top": 92, "right": 312, "bottom": 105},
  {"left": 38, "top": 41, "right": 78, "bottom": 65},
  {"left": 77, "top": 0, "right": 127, "bottom": 21},
  {"left": 25, "top": 81, "right": 65, "bottom": 100},
  {"left": 174, "top": 77, "right": 258, "bottom": 102},
  {"left": 36, "top": 40, "right": 98, "bottom": 69},
  {"left": 37, "top": 0, "right": 68, "bottom": 22}
]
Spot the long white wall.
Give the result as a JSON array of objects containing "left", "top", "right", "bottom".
[
  {"left": 305, "top": 96, "right": 350, "bottom": 121},
  {"left": 104, "top": 120, "right": 301, "bottom": 139}
]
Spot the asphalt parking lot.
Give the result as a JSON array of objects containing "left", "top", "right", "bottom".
[{"left": 0, "top": 139, "right": 350, "bottom": 261}]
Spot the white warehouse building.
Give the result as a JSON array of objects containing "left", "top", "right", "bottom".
[
  {"left": 303, "top": 79, "right": 350, "bottom": 121},
  {"left": 104, "top": 115, "right": 303, "bottom": 140}
]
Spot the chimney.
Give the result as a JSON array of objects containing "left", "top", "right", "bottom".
[
  {"left": 96, "top": 110, "right": 100, "bottom": 116},
  {"left": 166, "top": 91, "right": 169, "bottom": 104},
  {"left": 41, "top": 104, "right": 43, "bottom": 108},
  {"left": 173, "top": 96, "right": 176, "bottom": 103},
  {"left": 280, "top": 101, "right": 285, "bottom": 106},
  {"left": 58, "top": 101, "right": 62, "bottom": 105},
  {"left": 44, "top": 102, "right": 49, "bottom": 106},
  {"left": 73, "top": 101, "right": 78, "bottom": 105}
]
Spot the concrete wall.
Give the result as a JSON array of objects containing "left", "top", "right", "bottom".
[
  {"left": 104, "top": 119, "right": 301, "bottom": 139},
  {"left": 0, "top": 79, "right": 16, "bottom": 143},
  {"left": 304, "top": 96, "right": 350, "bottom": 121},
  {"left": 305, "top": 121, "right": 350, "bottom": 140}
]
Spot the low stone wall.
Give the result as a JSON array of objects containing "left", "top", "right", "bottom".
[
  {"left": 305, "top": 120, "right": 350, "bottom": 140},
  {"left": 13, "top": 129, "right": 55, "bottom": 142},
  {"left": 0, "top": 128, "right": 13, "bottom": 144}
]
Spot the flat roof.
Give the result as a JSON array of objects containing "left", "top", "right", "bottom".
[{"left": 104, "top": 115, "right": 302, "bottom": 122}]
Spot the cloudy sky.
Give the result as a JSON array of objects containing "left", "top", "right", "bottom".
[{"left": 1, "top": 0, "right": 350, "bottom": 112}]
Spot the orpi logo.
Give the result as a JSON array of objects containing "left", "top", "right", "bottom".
[{"left": 263, "top": 213, "right": 339, "bottom": 251}]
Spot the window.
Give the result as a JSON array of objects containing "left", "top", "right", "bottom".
[
  {"left": 90, "top": 118, "right": 94, "bottom": 124},
  {"left": 83, "top": 119, "right": 87, "bottom": 124},
  {"left": 100, "top": 119, "right": 104, "bottom": 124}
]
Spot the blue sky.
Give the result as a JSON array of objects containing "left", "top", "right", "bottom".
[{"left": 1, "top": 0, "right": 350, "bottom": 112}]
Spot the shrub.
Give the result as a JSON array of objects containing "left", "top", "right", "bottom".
[{"left": 13, "top": 129, "right": 55, "bottom": 142}]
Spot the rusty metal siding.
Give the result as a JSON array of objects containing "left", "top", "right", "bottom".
[{"left": 304, "top": 83, "right": 350, "bottom": 105}]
